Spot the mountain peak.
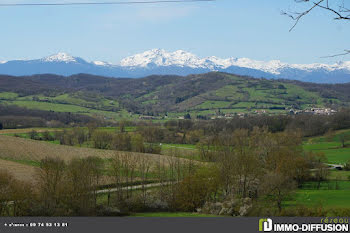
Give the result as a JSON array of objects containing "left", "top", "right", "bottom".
[
  {"left": 148, "top": 48, "right": 166, "bottom": 54},
  {"left": 120, "top": 49, "right": 205, "bottom": 68},
  {"left": 42, "top": 52, "right": 77, "bottom": 63}
]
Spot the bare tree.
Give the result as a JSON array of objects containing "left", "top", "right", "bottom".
[
  {"left": 139, "top": 156, "right": 151, "bottom": 206},
  {"left": 36, "top": 157, "right": 66, "bottom": 215},
  {"left": 111, "top": 153, "right": 124, "bottom": 202},
  {"left": 0, "top": 170, "right": 14, "bottom": 216},
  {"left": 338, "top": 132, "right": 350, "bottom": 148},
  {"left": 283, "top": 0, "right": 350, "bottom": 31},
  {"left": 120, "top": 153, "right": 136, "bottom": 198},
  {"left": 260, "top": 172, "right": 297, "bottom": 212},
  {"left": 0, "top": 170, "right": 33, "bottom": 216},
  {"left": 314, "top": 163, "right": 330, "bottom": 189},
  {"left": 283, "top": 0, "right": 350, "bottom": 56},
  {"left": 84, "top": 157, "right": 105, "bottom": 207}
]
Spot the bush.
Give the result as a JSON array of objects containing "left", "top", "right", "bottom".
[
  {"left": 110, "top": 133, "right": 132, "bottom": 151},
  {"left": 0, "top": 169, "right": 34, "bottom": 216},
  {"left": 28, "top": 130, "right": 39, "bottom": 140},
  {"left": 144, "top": 143, "right": 161, "bottom": 154},
  {"left": 174, "top": 166, "right": 221, "bottom": 212},
  {"left": 92, "top": 131, "right": 113, "bottom": 149},
  {"left": 344, "top": 160, "right": 350, "bottom": 171},
  {"left": 42, "top": 130, "right": 54, "bottom": 141}
]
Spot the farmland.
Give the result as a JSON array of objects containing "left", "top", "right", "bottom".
[
  {"left": 0, "top": 133, "right": 201, "bottom": 190},
  {"left": 1, "top": 72, "right": 350, "bottom": 123},
  {"left": 0, "top": 134, "right": 193, "bottom": 167},
  {"left": 1, "top": 102, "right": 350, "bottom": 217},
  {"left": 282, "top": 130, "right": 350, "bottom": 215},
  {"left": 0, "top": 159, "right": 38, "bottom": 184},
  {"left": 0, "top": 92, "right": 134, "bottom": 121},
  {"left": 285, "top": 177, "right": 350, "bottom": 211},
  {"left": 303, "top": 129, "right": 350, "bottom": 164}
]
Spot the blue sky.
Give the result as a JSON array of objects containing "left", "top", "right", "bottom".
[{"left": 0, "top": 0, "right": 349, "bottom": 64}]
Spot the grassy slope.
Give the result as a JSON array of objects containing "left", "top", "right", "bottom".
[
  {"left": 303, "top": 129, "right": 350, "bottom": 164},
  {"left": 0, "top": 73, "right": 339, "bottom": 119},
  {"left": 286, "top": 179, "right": 350, "bottom": 209},
  {"left": 288, "top": 130, "right": 350, "bottom": 212},
  {"left": 0, "top": 92, "right": 136, "bottom": 121},
  {"left": 163, "top": 74, "right": 327, "bottom": 117},
  {"left": 0, "top": 133, "right": 200, "bottom": 183}
]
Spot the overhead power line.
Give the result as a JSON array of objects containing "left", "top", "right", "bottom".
[{"left": 0, "top": 0, "right": 215, "bottom": 7}]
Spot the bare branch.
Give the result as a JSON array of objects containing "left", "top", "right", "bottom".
[
  {"left": 317, "top": 3, "right": 350, "bottom": 20},
  {"left": 283, "top": 0, "right": 350, "bottom": 31},
  {"left": 321, "top": 50, "right": 350, "bottom": 58}
]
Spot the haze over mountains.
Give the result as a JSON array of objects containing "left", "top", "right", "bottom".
[{"left": 1, "top": 49, "right": 350, "bottom": 83}]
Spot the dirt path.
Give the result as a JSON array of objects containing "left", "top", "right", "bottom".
[{"left": 96, "top": 182, "right": 174, "bottom": 194}]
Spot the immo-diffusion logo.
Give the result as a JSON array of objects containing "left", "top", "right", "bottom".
[
  {"left": 259, "top": 218, "right": 273, "bottom": 232},
  {"left": 258, "top": 218, "right": 349, "bottom": 232}
]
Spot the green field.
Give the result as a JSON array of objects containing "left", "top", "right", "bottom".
[
  {"left": 289, "top": 190, "right": 350, "bottom": 209},
  {"left": 287, "top": 130, "right": 350, "bottom": 213},
  {"left": 0, "top": 157, "right": 41, "bottom": 167},
  {"left": 0, "top": 92, "right": 18, "bottom": 99},
  {"left": 286, "top": 181, "right": 350, "bottom": 209},
  {"left": 329, "top": 170, "right": 350, "bottom": 180},
  {"left": 161, "top": 143, "right": 197, "bottom": 150},
  {"left": 303, "top": 129, "right": 350, "bottom": 164},
  {"left": 173, "top": 78, "right": 327, "bottom": 117},
  {"left": 0, "top": 92, "right": 138, "bottom": 121}
]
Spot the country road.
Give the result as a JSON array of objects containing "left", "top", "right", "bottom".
[
  {"left": 161, "top": 144, "right": 196, "bottom": 151},
  {"left": 5, "top": 182, "right": 175, "bottom": 206},
  {"left": 96, "top": 181, "right": 174, "bottom": 194},
  {"left": 327, "top": 163, "right": 344, "bottom": 169}
]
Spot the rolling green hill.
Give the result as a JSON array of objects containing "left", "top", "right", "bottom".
[{"left": 0, "top": 72, "right": 349, "bottom": 120}]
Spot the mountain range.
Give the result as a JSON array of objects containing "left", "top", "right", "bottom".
[{"left": 1, "top": 49, "right": 350, "bottom": 83}]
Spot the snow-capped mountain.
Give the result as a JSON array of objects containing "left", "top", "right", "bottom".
[
  {"left": 41, "top": 52, "right": 78, "bottom": 63},
  {"left": 120, "top": 49, "right": 350, "bottom": 75},
  {"left": 0, "top": 49, "right": 350, "bottom": 83},
  {"left": 120, "top": 49, "right": 210, "bottom": 69}
]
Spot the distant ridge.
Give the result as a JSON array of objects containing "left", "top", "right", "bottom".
[{"left": 1, "top": 49, "right": 350, "bottom": 83}]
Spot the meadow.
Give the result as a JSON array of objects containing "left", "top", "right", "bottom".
[
  {"left": 285, "top": 178, "right": 350, "bottom": 211},
  {"left": 303, "top": 129, "right": 350, "bottom": 164},
  {"left": 0, "top": 91, "right": 137, "bottom": 121},
  {"left": 286, "top": 129, "right": 350, "bottom": 216}
]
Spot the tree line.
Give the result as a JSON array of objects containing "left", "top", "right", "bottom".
[
  {"left": 0, "top": 127, "right": 335, "bottom": 216},
  {"left": 0, "top": 104, "right": 104, "bottom": 129}
]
